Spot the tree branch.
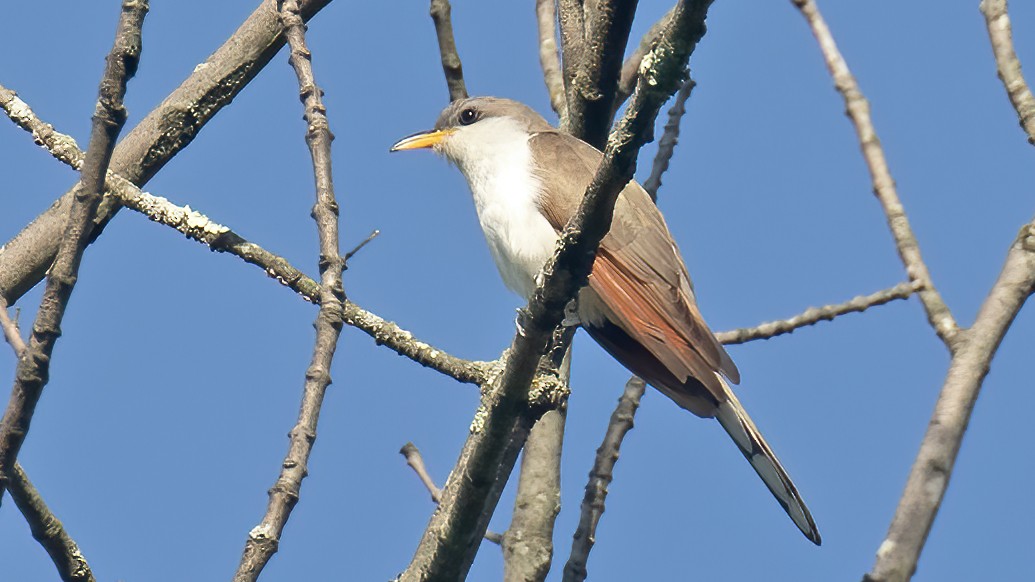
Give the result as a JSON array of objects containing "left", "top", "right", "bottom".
[
  {"left": 981, "top": 0, "right": 1035, "bottom": 145},
  {"left": 234, "top": 1, "right": 346, "bottom": 578},
  {"left": 866, "top": 222, "right": 1035, "bottom": 582},
  {"left": 0, "top": 0, "right": 334, "bottom": 308},
  {"left": 642, "top": 76, "right": 694, "bottom": 200},
  {"left": 502, "top": 350, "right": 570, "bottom": 582},
  {"left": 430, "top": 0, "right": 468, "bottom": 102},
  {"left": 400, "top": 443, "right": 504, "bottom": 545},
  {"left": 557, "top": 0, "right": 586, "bottom": 123},
  {"left": 0, "top": 82, "right": 488, "bottom": 388},
  {"left": 537, "top": 0, "right": 567, "bottom": 118},
  {"left": 563, "top": 376, "right": 644, "bottom": 582},
  {"left": 399, "top": 3, "right": 715, "bottom": 579},
  {"left": 7, "top": 462, "right": 95, "bottom": 582},
  {"left": 562, "top": 0, "right": 640, "bottom": 148},
  {"left": 615, "top": 7, "right": 675, "bottom": 109},
  {"left": 0, "top": 0, "right": 145, "bottom": 505},
  {"left": 716, "top": 281, "right": 918, "bottom": 345},
  {"left": 864, "top": 3, "right": 1035, "bottom": 579},
  {"left": 791, "top": 0, "right": 959, "bottom": 349},
  {"left": 0, "top": 296, "right": 26, "bottom": 357}
]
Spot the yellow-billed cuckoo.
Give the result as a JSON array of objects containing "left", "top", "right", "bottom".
[{"left": 391, "top": 97, "right": 821, "bottom": 545}]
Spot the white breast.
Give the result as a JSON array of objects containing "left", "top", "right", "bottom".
[{"left": 442, "top": 118, "right": 558, "bottom": 299}]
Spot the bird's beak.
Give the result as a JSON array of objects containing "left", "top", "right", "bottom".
[{"left": 389, "top": 128, "right": 456, "bottom": 152}]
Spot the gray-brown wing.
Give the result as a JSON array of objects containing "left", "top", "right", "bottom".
[{"left": 529, "top": 131, "right": 739, "bottom": 398}]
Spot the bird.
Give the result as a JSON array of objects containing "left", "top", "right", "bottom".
[{"left": 390, "top": 96, "right": 821, "bottom": 545}]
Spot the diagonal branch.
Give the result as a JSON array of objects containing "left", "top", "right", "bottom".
[
  {"left": 791, "top": 0, "right": 959, "bottom": 349},
  {"left": 430, "top": 0, "right": 468, "bottom": 102},
  {"left": 0, "top": 82, "right": 488, "bottom": 388},
  {"left": 642, "top": 76, "right": 694, "bottom": 200},
  {"left": 8, "top": 462, "right": 95, "bottom": 582},
  {"left": 563, "top": 376, "right": 645, "bottom": 582},
  {"left": 716, "top": 281, "right": 918, "bottom": 345},
  {"left": 981, "top": 0, "right": 1035, "bottom": 145},
  {"left": 400, "top": 2, "right": 716, "bottom": 579},
  {"left": 0, "top": 0, "right": 145, "bottom": 505},
  {"left": 0, "top": 0, "right": 334, "bottom": 308},
  {"left": 233, "top": 1, "right": 346, "bottom": 578}
]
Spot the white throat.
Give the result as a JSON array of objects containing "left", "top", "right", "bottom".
[{"left": 440, "top": 117, "right": 559, "bottom": 299}]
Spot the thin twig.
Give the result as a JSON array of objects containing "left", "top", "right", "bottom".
[
  {"left": 562, "top": 0, "right": 640, "bottom": 148},
  {"left": 430, "top": 0, "right": 468, "bottom": 102},
  {"left": 400, "top": 3, "right": 716, "bottom": 579},
  {"left": 401, "top": 442, "right": 443, "bottom": 503},
  {"left": 0, "top": 84, "right": 488, "bottom": 387},
  {"left": 715, "top": 281, "right": 918, "bottom": 345},
  {"left": 0, "top": 296, "right": 26, "bottom": 357},
  {"left": 343, "top": 229, "right": 380, "bottom": 268},
  {"left": 0, "top": 0, "right": 335, "bottom": 308},
  {"left": 791, "top": 0, "right": 959, "bottom": 349},
  {"left": 234, "top": 2, "right": 345, "bottom": 578},
  {"left": 642, "top": 77, "right": 695, "bottom": 200},
  {"left": 563, "top": 376, "right": 645, "bottom": 582},
  {"left": 0, "top": 0, "right": 145, "bottom": 505},
  {"left": 537, "top": 0, "right": 568, "bottom": 119},
  {"left": 7, "top": 462, "right": 95, "bottom": 582},
  {"left": 981, "top": 0, "right": 1035, "bottom": 145},
  {"left": 400, "top": 443, "right": 503, "bottom": 544}
]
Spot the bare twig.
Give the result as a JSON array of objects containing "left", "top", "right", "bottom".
[
  {"left": 430, "top": 0, "right": 468, "bottom": 102},
  {"left": 0, "top": 0, "right": 145, "bottom": 505},
  {"left": 642, "top": 77, "right": 695, "bottom": 200},
  {"left": 400, "top": 443, "right": 503, "bottom": 544},
  {"left": 716, "top": 282, "right": 918, "bottom": 345},
  {"left": 563, "top": 376, "right": 645, "bottom": 582},
  {"left": 0, "top": 296, "right": 26, "bottom": 357},
  {"left": 0, "top": 84, "right": 487, "bottom": 387},
  {"left": 343, "top": 229, "right": 380, "bottom": 268},
  {"left": 562, "top": 0, "right": 640, "bottom": 148},
  {"left": 400, "top": 3, "right": 715, "bottom": 579},
  {"left": 7, "top": 462, "right": 95, "bottom": 582},
  {"left": 537, "top": 0, "right": 568, "bottom": 118},
  {"left": 234, "top": 2, "right": 346, "bottom": 579},
  {"left": 791, "top": 0, "right": 959, "bottom": 349},
  {"left": 981, "top": 0, "right": 1035, "bottom": 145},
  {"left": 401, "top": 442, "right": 443, "bottom": 503},
  {"left": 0, "top": 0, "right": 334, "bottom": 308}
]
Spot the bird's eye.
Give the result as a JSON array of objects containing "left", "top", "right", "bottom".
[{"left": 458, "top": 108, "right": 479, "bottom": 125}]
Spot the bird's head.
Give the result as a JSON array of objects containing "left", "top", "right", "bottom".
[{"left": 390, "top": 97, "right": 553, "bottom": 168}]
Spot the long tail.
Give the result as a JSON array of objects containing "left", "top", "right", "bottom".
[{"left": 713, "top": 377, "right": 822, "bottom": 545}]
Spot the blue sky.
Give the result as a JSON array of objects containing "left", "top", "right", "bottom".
[{"left": 2, "top": 1, "right": 1033, "bottom": 580}]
